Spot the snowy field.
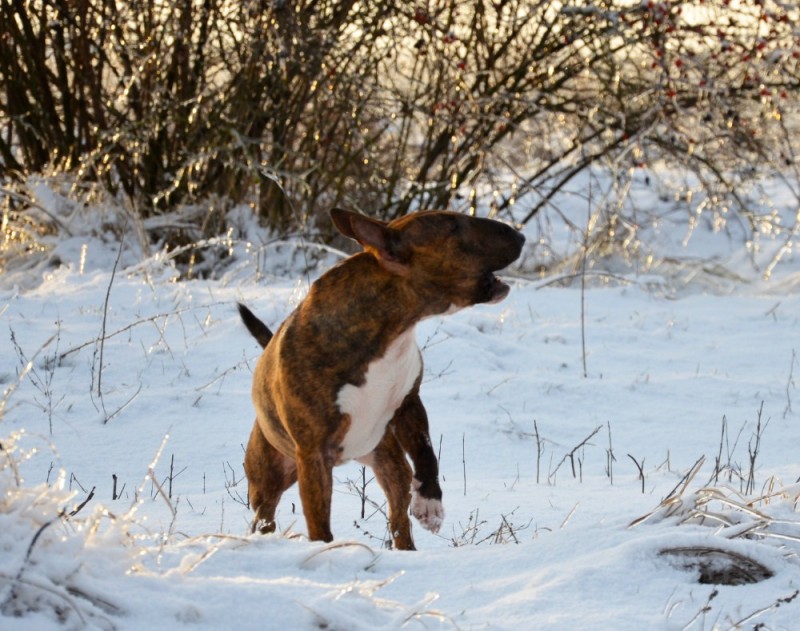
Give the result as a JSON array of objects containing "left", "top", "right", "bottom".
[{"left": 2, "top": 173, "right": 800, "bottom": 630}]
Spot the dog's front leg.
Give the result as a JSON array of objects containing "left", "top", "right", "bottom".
[
  {"left": 391, "top": 393, "right": 444, "bottom": 534},
  {"left": 295, "top": 448, "right": 335, "bottom": 543}
]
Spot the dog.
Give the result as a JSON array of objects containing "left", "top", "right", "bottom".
[{"left": 238, "top": 208, "right": 524, "bottom": 550}]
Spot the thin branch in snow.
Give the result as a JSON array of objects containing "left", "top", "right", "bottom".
[
  {"left": 533, "top": 419, "right": 544, "bottom": 485},
  {"left": 548, "top": 425, "right": 602, "bottom": 484},
  {"left": 96, "top": 232, "right": 125, "bottom": 413},
  {"left": 462, "top": 433, "right": 467, "bottom": 497},
  {"left": 730, "top": 590, "right": 800, "bottom": 628},
  {"left": 69, "top": 486, "right": 96, "bottom": 517},
  {"left": 745, "top": 401, "right": 768, "bottom": 495},
  {"left": 784, "top": 349, "right": 796, "bottom": 420},
  {"left": 605, "top": 421, "right": 615, "bottom": 485},
  {"left": 627, "top": 454, "right": 645, "bottom": 494}
]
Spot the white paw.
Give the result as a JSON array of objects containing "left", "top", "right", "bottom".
[{"left": 411, "top": 479, "right": 444, "bottom": 533}]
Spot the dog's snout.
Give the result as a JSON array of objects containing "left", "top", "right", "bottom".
[
  {"left": 463, "top": 218, "right": 525, "bottom": 273},
  {"left": 495, "top": 222, "right": 525, "bottom": 263},
  {"left": 503, "top": 227, "right": 525, "bottom": 257},
  {"left": 477, "top": 217, "right": 524, "bottom": 246}
]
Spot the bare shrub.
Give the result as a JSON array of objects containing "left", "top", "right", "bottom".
[{"left": 1, "top": 1, "right": 798, "bottom": 274}]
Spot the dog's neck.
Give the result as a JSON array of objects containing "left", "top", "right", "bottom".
[{"left": 309, "top": 252, "right": 452, "bottom": 328}]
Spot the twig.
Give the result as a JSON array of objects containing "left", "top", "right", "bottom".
[
  {"left": 580, "top": 170, "right": 592, "bottom": 379},
  {"left": 627, "top": 454, "right": 645, "bottom": 493},
  {"left": 462, "top": 433, "right": 467, "bottom": 497},
  {"left": 69, "top": 487, "right": 96, "bottom": 517},
  {"left": 194, "top": 359, "right": 247, "bottom": 392},
  {"left": 745, "top": 401, "right": 768, "bottom": 495},
  {"left": 1, "top": 511, "right": 66, "bottom": 615},
  {"left": 437, "top": 434, "right": 443, "bottom": 478},
  {"left": 1, "top": 334, "right": 56, "bottom": 420},
  {"left": 712, "top": 415, "right": 727, "bottom": 485},
  {"left": 729, "top": 589, "right": 799, "bottom": 628},
  {"left": 664, "top": 456, "right": 706, "bottom": 503},
  {"left": 450, "top": 509, "right": 486, "bottom": 547},
  {"left": 0, "top": 331, "right": 56, "bottom": 486},
  {"left": 606, "top": 421, "right": 615, "bottom": 485},
  {"left": 533, "top": 419, "right": 543, "bottom": 484},
  {"left": 784, "top": 349, "right": 796, "bottom": 419},
  {"left": 680, "top": 588, "right": 718, "bottom": 631},
  {"left": 487, "top": 374, "right": 514, "bottom": 395},
  {"left": 102, "top": 383, "right": 142, "bottom": 425},
  {"left": 168, "top": 454, "right": 175, "bottom": 499},
  {"left": 560, "top": 503, "right": 579, "bottom": 529},
  {"left": 96, "top": 233, "right": 125, "bottom": 405},
  {"left": 59, "top": 302, "right": 229, "bottom": 360},
  {"left": 112, "top": 474, "right": 125, "bottom": 500},
  {"left": 629, "top": 456, "right": 708, "bottom": 529},
  {"left": 222, "top": 461, "right": 249, "bottom": 507},
  {"left": 149, "top": 463, "right": 179, "bottom": 542},
  {"left": 360, "top": 466, "right": 368, "bottom": 519},
  {"left": 69, "top": 472, "right": 88, "bottom": 494},
  {"left": 301, "top": 541, "right": 377, "bottom": 567},
  {"left": 400, "top": 594, "right": 456, "bottom": 628},
  {"left": 548, "top": 425, "right": 602, "bottom": 484},
  {"left": 9, "top": 325, "right": 64, "bottom": 434},
  {"left": 0, "top": 571, "right": 87, "bottom": 624},
  {"left": 533, "top": 269, "right": 635, "bottom": 290},
  {"left": 125, "top": 433, "right": 170, "bottom": 519}
]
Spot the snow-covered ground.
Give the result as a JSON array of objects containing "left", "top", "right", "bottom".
[{"left": 2, "top": 172, "right": 800, "bottom": 629}]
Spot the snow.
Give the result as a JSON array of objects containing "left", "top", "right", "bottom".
[{"left": 3, "top": 180, "right": 800, "bottom": 629}]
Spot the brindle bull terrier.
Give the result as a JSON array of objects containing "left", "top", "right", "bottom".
[{"left": 238, "top": 208, "right": 525, "bottom": 550}]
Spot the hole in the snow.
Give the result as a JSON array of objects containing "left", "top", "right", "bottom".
[{"left": 659, "top": 546, "right": 773, "bottom": 586}]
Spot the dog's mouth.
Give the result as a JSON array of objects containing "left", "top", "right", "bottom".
[{"left": 482, "top": 272, "right": 511, "bottom": 304}]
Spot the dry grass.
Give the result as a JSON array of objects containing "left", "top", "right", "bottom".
[{"left": 631, "top": 455, "right": 800, "bottom": 585}]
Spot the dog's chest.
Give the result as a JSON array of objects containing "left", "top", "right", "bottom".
[{"left": 336, "top": 328, "right": 421, "bottom": 461}]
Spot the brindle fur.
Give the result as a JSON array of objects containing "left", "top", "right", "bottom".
[{"left": 240, "top": 208, "right": 524, "bottom": 550}]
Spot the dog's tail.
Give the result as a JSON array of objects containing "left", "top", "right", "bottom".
[{"left": 237, "top": 303, "right": 273, "bottom": 349}]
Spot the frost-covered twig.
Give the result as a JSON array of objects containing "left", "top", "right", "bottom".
[
  {"left": 60, "top": 303, "right": 228, "bottom": 360},
  {"left": 2, "top": 333, "right": 56, "bottom": 420},
  {"left": 69, "top": 486, "right": 96, "bottom": 517},
  {"left": 301, "top": 541, "right": 377, "bottom": 568},
  {"left": 1, "top": 511, "right": 65, "bottom": 615},
  {"left": 0, "top": 570, "right": 87, "bottom": 624}
]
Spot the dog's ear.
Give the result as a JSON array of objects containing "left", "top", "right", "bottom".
[
  {"left": 330, "top": 208, "right": 408, "bottom": 275},
  {"left": 330, "top": 208, "right": 365, "bottom": 241}
]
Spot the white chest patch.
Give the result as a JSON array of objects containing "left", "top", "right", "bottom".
[{"left": 337, "top": 328, "right": 421, "bottom": 461}]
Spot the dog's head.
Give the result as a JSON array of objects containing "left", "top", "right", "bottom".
[{"left": 331, "top": 208, "right": 525, "bottom": 310}]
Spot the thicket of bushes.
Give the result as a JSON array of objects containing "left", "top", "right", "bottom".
[{"left": 1, "top": 0, "right": 798, "bottom": 265}]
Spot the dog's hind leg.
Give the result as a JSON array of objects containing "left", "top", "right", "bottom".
[
  {"left": 295, "top": 448, "right": 335, "bottom": 543},
  {"left": 360, "top": 432, "right": 416, "bottom": 551},
  {"left": 244, "top": 423, "right": 297, "bottom": 535}
]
